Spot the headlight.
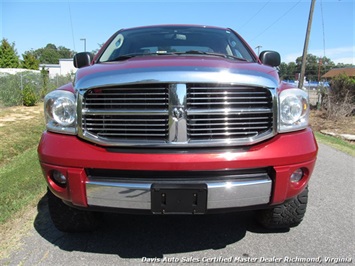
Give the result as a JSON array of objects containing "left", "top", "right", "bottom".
[
  {"left": 278, "top": 88, "right": 309, "bottom": 133},
  {"left": 44, "top": 90, "right": 77, "bottom": 135}
]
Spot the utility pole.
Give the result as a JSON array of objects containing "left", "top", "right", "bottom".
[
  {"left": 255, "top": 45, "right": 262, "bottom": 56},
  {"left": 299, "top": 0, "right": 316, "bottom": 89},
  {"left": 80, "top": 38, "right": 87, "bottom": 52}
]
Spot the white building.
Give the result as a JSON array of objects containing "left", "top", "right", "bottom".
[
  {"left": 0, "top": 68, "right": 40, "bottom": 76},
  {"left": 39, "top": 58, "right": 76, "bottom": 78}
]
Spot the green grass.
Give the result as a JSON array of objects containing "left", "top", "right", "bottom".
[
  {"left": 0, "top": 104, "right": 46, "bottom": 224},
  {"left": 314, "top": 132, "right": 355, "bottom": 157},
  {"left": 0, "top": 147, "right": 46, "bottom": 224}
]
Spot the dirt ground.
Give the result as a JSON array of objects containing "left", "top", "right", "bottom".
[
  {"left": 0, "top": 104, "right": 43, "bottom": 127},
  {"left": 309, "top": 110, "right": 355, "bottom": 135}
]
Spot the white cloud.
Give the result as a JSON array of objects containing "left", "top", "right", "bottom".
[{"left": 283, "top": 46, "right": 355, "bottom": 64}]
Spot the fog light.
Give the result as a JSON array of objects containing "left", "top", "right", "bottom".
[
  {"left": 290, "top": 168, "right": 304, "bottom": 183},
  {"left": 51, "top": 170, "right": 67, "bottom": 187}
]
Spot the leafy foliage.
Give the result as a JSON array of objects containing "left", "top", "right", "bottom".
[
  {"left": 0, "top": 72, "right": 72, "bottom": 107},
  {"left": 325, "top": 74, "right": 355, "bottom": 118},
  {"left": 278, "top": 54, "right": 336, "bottom": 81},
  {"left": 278, "top": 62, "right": 297, "bottom": 80},
  {"left": 22, "top": 84, "right": 38, "bottom": 106},
  {"left": 0, "top": 39, "right": 20, "bottom": 68},
  {"left": 278, "top": 54, "right": 354, "bottom": 82},
  {"left": 34, "top": 44, "right": 74, "bottom": 64},
  {"left": 295, "top": 54, "right": 335, "bottom": 81},
  {"left": 0, "top": 74, "right": 23, "bottom": 106},
  {"left": 21, "top": 50, "right": 40, "bottom": 70}
]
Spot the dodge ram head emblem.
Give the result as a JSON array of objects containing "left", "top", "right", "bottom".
[{"left": 172, "top": 107, "right": 185, "bottom": 121}]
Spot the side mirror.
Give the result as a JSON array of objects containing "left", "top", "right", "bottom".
[
  {"left": 259, "top": 51, "right": 281, "bottom": 67},
  {"left": 73, "top": 52, "right": 93, "bottom": 68}
]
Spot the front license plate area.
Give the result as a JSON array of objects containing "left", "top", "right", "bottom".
[{"left": 151, "top": 184, "right": 207, "bottom": 214}]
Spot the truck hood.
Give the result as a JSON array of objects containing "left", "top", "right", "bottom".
[{"left": 74, "top": 56, "right": 280, "bottom": 91}]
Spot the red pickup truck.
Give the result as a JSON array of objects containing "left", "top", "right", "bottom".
[{"left": 38, "top": 25, "right": 318, "bottom": 232}]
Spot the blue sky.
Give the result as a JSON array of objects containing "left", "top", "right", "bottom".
[{"left": 1, "top": 0, "right": 354, "bottom": 64}]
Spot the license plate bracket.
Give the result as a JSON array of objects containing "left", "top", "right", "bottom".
[{"left": 151, "top": 184, "right": 207, "bottom": 214}]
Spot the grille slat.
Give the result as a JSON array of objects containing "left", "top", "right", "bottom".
[
  {"left": 188, "top": 101, "right": 269, "bottom": 106},
  {"left": 189, "top": 131, "right": 259, "bottom": 136},
  {"left": 189, "top": 127, "right": 269, "bottom": 132},
  {"left": 188, "top": 122, "right": 270, "bottom": 127},
  {"left": 190, "top": 116, "right": 270, "bottom": 121},
  {"left": 85, "top": 102, "right": 166, "bottom": 106},
  {"left": 97, "top": 133, "right": 167, "bottom": 137},
  {"left": 191, "top": 96, "right": 269, "bottom": 100},
  {"left": 80, "top": 84, "right": 274, "bottom": 146},
  {"left": 85, "top": 123, "right": 166, "bottom": 127}
]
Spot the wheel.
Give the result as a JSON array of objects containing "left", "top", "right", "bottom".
[
  {"left": 256, "top": 187, "right": 308, "bottom": 229},
  {"left": 47, "top": 189, "right": 100, "bottom": 232}
]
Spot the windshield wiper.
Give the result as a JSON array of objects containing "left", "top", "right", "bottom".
[
  {"left": 107, "top": 52, "right": 175, "bottom": 62},
  {"left": 106, "top": 51, "right": 248, "bottom": 62},
  {"left": 174, "top": 50, "right": 248, "bottom": 61},
  {"left": 107, "top": 53, "right": 145, "bottom": 62}
]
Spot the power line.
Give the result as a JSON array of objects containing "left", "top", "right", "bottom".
[
  {"left": 68, "top": 1, "right": 76, "bottom": 52},
  {"left": 239, "top": 0, "right": 271, "bottom": 30},
  {"left": 250, "top": 0, "right": 302, "bottom": 42},
  {"left": 320, "top": 0, "right": 326, "bottom": 58}
]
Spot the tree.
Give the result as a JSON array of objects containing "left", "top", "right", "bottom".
[
  {"left": 34, "top": 44, "right": 74, "bottom": 64},
  {"left": 278, "top": 62, "right": 288, "bottom": 80},
  {"left": 0, "top": 38, "right": 20, "bottom": 68},
  {"left": 335, "top": 63, "right": 355, "bottom": 68},
  {"left": 287, "top": 62, "right": 297, "bottom": 80},
  {"left": 295, "top": 54, "right": 335, "bottom": 81},
  {"left": 22, "top": 50, "right": 40, "bottom": 70},
  {"left": 278, "top": 62, "right": 297, "bottom": 81},
  {"left": 34, "top": 43, "right": 60, "bottom": 64},
  {"left": 58, "top": 46, "right": 73, "bottom": 58}
]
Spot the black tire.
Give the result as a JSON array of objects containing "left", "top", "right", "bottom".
[
  {"left": 47, "top": 189, "right": 100, "bottom": 232},
  {"left": 256, "top": 187, "right": 308, "bottom": 229}
]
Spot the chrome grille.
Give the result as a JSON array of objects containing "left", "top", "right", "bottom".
[
  {"left": 81, "top": 85, "right": 169, "bottom": 141},
  {"left": 80, "top": 84, "right": 275, "bottom": 146},
  {"left": 187, "top": 85, "right": 273, "bottom": 141}
]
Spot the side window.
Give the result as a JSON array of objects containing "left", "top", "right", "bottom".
[{"left": 101, "top": 34, "right": 125, "bottom": 61}]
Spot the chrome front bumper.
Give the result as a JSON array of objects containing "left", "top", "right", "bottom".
[{"left": 86, "top": 176, "right": 272, "bottom": 211}]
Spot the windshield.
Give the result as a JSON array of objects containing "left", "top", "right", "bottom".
[{"left": 98, "top": 26, "right": 256, "bottom": 62}]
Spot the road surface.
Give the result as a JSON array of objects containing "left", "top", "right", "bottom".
[{"left": 1, "top": 143, "right": 354, "bottom": 265}]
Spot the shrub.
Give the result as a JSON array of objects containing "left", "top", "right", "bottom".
[
  {"left": 0, "top": 75, "right": 22, "bottom": 107},
  {"left": 325, "top": 74, "right": 355, "bottom": 118},
  {"left": 0, "top": 72, "right": 72, "bottom": 107},
  {"left": 22, "top": 84, "right": 38, "bottom": 106}
]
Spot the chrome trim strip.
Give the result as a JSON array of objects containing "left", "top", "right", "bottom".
[
  {"left": 75, "top": 67, "right": 279, "bottom": 91},
  {"left": 86, "top": 177, "right": 272, "bottom": 210}
]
